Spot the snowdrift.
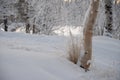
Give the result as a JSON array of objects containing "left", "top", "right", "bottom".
[{"left": 0, "top": 32, "right": 120, "bottom": 80}]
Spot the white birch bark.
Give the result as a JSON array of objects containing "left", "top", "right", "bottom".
[{"left": 81, "top": 0, "right": 100, "bottom": 71}]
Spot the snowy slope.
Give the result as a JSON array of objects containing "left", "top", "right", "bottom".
[{"left": 0, "top": 32, "right": 120, "bottom": 80}]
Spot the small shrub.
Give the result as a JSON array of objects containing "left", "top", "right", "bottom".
[{"left": 67, "top": 30, "right": 81, "bottom": 64}]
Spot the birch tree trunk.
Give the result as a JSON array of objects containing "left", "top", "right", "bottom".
[
  {"left": 115, "top": 0, "right": 120, "bottom": 4},
  {"left": 80, "top": 0, "right": 100, "bottom": 71}
]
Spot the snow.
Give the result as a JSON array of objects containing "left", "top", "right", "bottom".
[
  {"left": 54, "top": 26, "right": 83, "bottom": 36},
  {"left": 0, "top": 32, "right": 120, "bottom": 80}
]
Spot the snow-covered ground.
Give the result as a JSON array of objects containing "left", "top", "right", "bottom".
[
  {"left": 0, "top": 31, "right": 120, "bottom": 80},
  {"left": 54, "top": 26, "right": 83, "bottom": 36}
]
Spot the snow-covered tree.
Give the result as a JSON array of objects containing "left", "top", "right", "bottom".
[
  {"left": 113, "top": 0, "right": 120, "bottom": 39},
  {"left": 115, "top": 0, "right": 120, "bottom": 4},
  {"left": 0, "top": 0, "right": 119, "bottom": 38},
  {"left": 104, "top": 0, "right": 113, "bottom": 35}
]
